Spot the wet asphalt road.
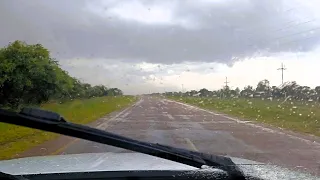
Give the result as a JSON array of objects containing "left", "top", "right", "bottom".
[{"left": 21, "top": 96, "right": 320, "bottom": 175}]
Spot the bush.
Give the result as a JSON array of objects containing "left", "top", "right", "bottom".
[{"left": 0, "top": 41, "right": 123, "bottom": 109}]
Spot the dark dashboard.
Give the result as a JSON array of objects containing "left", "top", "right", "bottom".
[{"left": 2, "top": 170, "right": 263, "bottom": 180}]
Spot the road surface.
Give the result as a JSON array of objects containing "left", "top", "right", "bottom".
[{"left": 20, "top": 96, "right": 320, "bottom": 175}]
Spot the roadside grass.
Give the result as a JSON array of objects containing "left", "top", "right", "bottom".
[
  {"left": 167, "top": 96, "right": 320, "bottom": 137},
  {"left": 0, "top": 96, "right": 137, "bottom": 160}
]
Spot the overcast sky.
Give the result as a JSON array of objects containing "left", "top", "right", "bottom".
[{"left": 2, "top": 0, "right": 320, "bottom": 94}]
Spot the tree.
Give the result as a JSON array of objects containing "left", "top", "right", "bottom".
[
  {"left": 187, "top": 90, "right": 198, "bottom": 97},
  {"left": 256, "top": 79, "right": 270, "bottom": 92},
  {"left": 0, "top": 41, "right": 61, "bottom": 107},
  {"left": 199, "top": 88, "right": 210, "bottom": 97},
  {"left": 271, "top": 86, "right": 281, "bottom": 98},
  {"left": 315, "top": 86, "right": 320, "bottom": 95},
  {"left": 280, "top": 81, "right": 299, "bottom": 98},
  {"left": 255, "top": 79, "right": 271, "bottom": 97},
  {"left": 166, "top": 79, "right": 320, "bottom": 103},
  {"left": 0, "top": 41, "right": 125, "bottom": 109},
  {"left": 107, "top": 88, "right": 123, "bottom": 96},
  {"left": 220, "top": 86, "right": 231, "bottom": 98},
  {"left": 235, "top": 87, "right": 240, "bottom": 96},
  {"left": 240, "top": 85, "right": 254, "bottom": 97}
]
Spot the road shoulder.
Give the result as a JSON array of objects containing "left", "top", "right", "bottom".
[
  {"left": 15, "top": 102, "right": 137, "bottom": 158},
  {"left": 164, "top": 98, "right": 320, "bottom": 146}
]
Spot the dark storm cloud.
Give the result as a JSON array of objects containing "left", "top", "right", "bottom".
[{"left": 1, "top": 0, "right": 320, "bottom": 64}]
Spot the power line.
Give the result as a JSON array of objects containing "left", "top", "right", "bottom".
[
  {"left": 244, "top": 19, "right": 314, "bottom": 40},
  {"left": 237, "top": 6, "right": 303, "bottom": 37},
  {"left": 277, "top": 63, "right": 287, "bottom": 84},
  {"left": 239, "top": 6, "right": 317, "bottom": 42},
  {"left": 247, "top": 25, "right": 320, "bottom": 48},
  {"left": 271, "top": 19, "right": 316, "bottom": 33},
  {"left": 276, "top": 35, "right": 315, "bottom": 46},
  {"left": 210, "top": 19, "right": 320, "bottom": 61}
]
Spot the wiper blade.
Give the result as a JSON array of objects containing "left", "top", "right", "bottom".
[
  {"left": 0, "top": 172, "right": 29, "bottom": 180},
  {"left": 0, "top": 108, "right": 245, "bottom": 179}
]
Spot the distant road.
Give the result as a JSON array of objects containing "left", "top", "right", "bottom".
[{"left": 21, "top": 96, "right": 320, "bottom": 175}]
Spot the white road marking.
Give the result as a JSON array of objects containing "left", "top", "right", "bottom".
[
  {"left": 134, "top": 98, "right": 144, "bottom": 106},
  {"left": 166, "top": 114, "right": 174, "bottom": 120},
  {"left": 181, "top": 115, "right": 190, "bottom": 120},
  {"left": 121, "top": 112, "right": 130, "bottom": 118},
  {"left": 185, "top": 138, "right": 198, "bottom": 151},
  {"left": 175, "top": 114, "right": 213, "bottom": 117},
  {"left": 164, "top": 99, "right": 320, "bottom": 147},
  {"left": 96, "top": 98, "right": 141, "bottom": 130},
  {"left": 200, "top": 121, "right": 236, "bottom": 124}
]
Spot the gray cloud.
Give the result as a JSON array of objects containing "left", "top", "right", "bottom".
[
  {"left": 60, "top": 58, "right": 179, "bottom": 94},
  {"left": 1, "top": 0, "right": 320, "bottom": 65}
]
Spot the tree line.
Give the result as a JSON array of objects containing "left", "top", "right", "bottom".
[
  {"left": 164, "top": 79, "right": 320, "bottom": 102},
  {"left": 0, "top": 41, "right": 123, "bottom": 109}
]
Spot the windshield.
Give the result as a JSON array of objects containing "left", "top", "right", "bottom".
[{"left": 0, "top": 0, "right": 319, "bottom": 179}]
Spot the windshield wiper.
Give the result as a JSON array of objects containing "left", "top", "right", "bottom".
[{"left": 0, "top": 108, "right": 246, "bottom": 180}]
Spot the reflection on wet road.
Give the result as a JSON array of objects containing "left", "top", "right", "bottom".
[{"left": 27, "top": 96, "right": 320, "bottom": 175}]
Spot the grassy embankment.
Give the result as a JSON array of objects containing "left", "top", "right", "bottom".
[
  {"left": 168, "top": 96, "right": 319, "bottom": 137},
  {"left": 0, "top": 96, "right": 137, "bottom": 160}
]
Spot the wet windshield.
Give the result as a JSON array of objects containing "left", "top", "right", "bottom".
[{"left": 0, "top": 0, "right": 319, "bottom": 179}]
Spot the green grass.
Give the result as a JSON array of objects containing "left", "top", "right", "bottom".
[
  {"left": 0, "top": 96, "right": 137, "bottom": 160},
  {"left": 168, "top": 96, "right": 320, "bottom": 137}
]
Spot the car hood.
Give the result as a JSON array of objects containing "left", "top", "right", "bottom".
[{"left": 0, "top": 152, "right": 318, "bottom": 180}]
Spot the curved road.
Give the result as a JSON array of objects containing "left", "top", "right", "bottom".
[{"left": 20, "top": 96, "right": 320, "bottom": 175}]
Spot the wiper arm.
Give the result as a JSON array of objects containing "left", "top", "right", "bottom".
[{"left": 0, "top": 108, "right": 245, "bottom": 179}]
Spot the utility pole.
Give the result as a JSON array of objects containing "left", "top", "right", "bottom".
[
  {"left": 221, "top": 77, "right": 230, "bottom": 98},
  {"left": 181, "top": 84, "right": 184, "bottom": 93},
  {"left": 277, "top": 63, "right": 287, "bottom": 84},
  {"left": 224, "top": 77, "right": 229, "bottom": 88}
]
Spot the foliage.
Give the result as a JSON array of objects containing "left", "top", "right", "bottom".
[
  {"left": 0, "top": 41, "right": 123, "bottom": 109},
  {"left": 0, "top": 96, "right": 137, "bottom": 160},
  {"left": 164, "top": 79, "right": 320, "bottom": 102},
  {"left": 165, "top": 79, "right": 320, "bottom": 136},
  {"left": 168, "top": 96, "right": 320, "bottom": 137}
]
